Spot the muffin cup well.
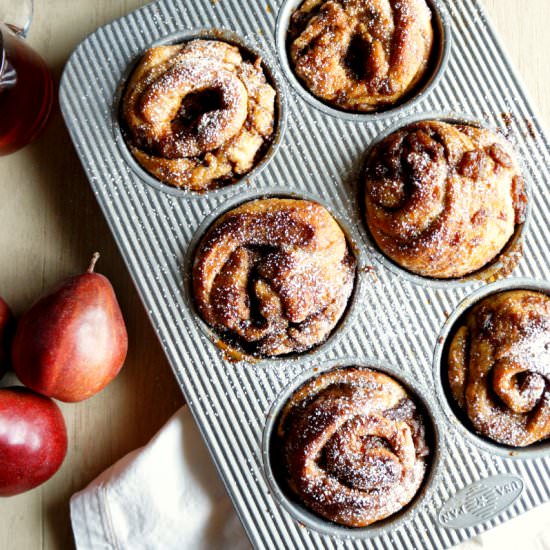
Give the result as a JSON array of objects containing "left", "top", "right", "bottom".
[
  {"left": 112, "top": 28, "right": 288, "bottom": 198},
  {"left": 433, "top": 278, "right": 550, "bottom": 459},
  {"left": 275, "top": 0, "right": 451, "bottom": 122},
  {"left": 360, "top": 112, "right": 532, "bottom": 289},
  {"left": 182, "top": 188, "right": 364, "bottom": 366},
  {"left": 262, "top": 359, "right": 443, "bottom": 538}
]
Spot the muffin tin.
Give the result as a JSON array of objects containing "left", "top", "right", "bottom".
[{"left": 59, "top": 0, "right": 550, "bottom": 548}]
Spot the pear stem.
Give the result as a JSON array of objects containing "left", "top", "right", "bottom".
[{"left": 87, "top": 252, "right": 100, "bottom": 273}]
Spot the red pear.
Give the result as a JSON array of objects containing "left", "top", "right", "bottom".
[
  {"left": 0, "top": 387, "right": 67, "bottom": 496},
  {"left": 12, "top": 253, "right": 128, "bottom": 402},
  {"left": 0, "top": 297, "right": 13, "bottom": 379}
]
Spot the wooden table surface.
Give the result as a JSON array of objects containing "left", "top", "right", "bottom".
[{"left": 0, "top": 1, "right": 549, "bottom": 549}]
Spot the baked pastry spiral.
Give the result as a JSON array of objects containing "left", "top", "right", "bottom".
[
  {"left": 121, "top": 39, "right": 276, "bottom": 191},
  {"left": 288, "top": 0, "right": 434, "bottom": 112},
  {"left": 448, "top": 290, "right": 550, "bottom": 447},
  {"left": 275, "top": 367, "right": 430, "bottom": 527},
  {"left": 192, "top": 199, "right": 356, "bottom": 357},
  {"left": 364, "top": 120, "right": 527, "bottom": 279}
]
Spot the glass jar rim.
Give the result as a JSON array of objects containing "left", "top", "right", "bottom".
[{"left": 0, "top": 25, "right": 5, "bottom": 78}]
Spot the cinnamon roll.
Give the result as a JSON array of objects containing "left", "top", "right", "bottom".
[
  {"left": 448, "top": 290, "right": 550, "bottom": 447},
  {"left": 192, "top": 199, "right": 356, "bottom": 357},
  {"left": 121, "top": 39, "right": 276, "bottom": 191},
  {"left": 288, "top": 0, "right": 434, "bottom": 112},
  {"left": 364, "top": 120, "right": 527, "bottom": 279},
  {"left": 275, "top": 367, "right": 430, "bottom": 527}
]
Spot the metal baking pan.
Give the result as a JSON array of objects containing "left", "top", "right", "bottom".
[{"left": 59, "top": 0, "right": 550, "bottom": 548}]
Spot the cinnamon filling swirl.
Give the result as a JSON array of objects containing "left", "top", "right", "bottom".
[
  {"left": 448, "top": 290, "right": 550, "bottom": 447},
  {"left": 192, "top": 199, "right": 356, "bottom": 357},
  {"left": 275, "top": 367, "right": 430, "bottom": 527},
  {"left": 288, "top": 0, "right": 434, "bottom": 112},
  {"left": 364, "top": 120, "right": 527, "bottom": 279},
  {"left": 121, "top": 39, "right": 276, "bottom": 191}
]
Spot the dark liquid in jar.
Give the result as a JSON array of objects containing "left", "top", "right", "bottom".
[{"left": 0, "top": 25, "right": 53, "bottom": 155}]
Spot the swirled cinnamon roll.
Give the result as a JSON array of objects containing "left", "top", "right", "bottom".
[
  {"left": 288, "top": 0, "right": 434, "bottom": 112},
  {"left": 364, "top": 121, "right": 527, "bottom": 279},
  {"left": 192, "top": 199, "right": 356, "bottom": 357},
  {"left": 275, "top": 367, "right": 430, "bottom": 527},
  {"left": 121, "top": 40, "right": 276, "bottom": 191},
  {"left": 448, "top": 290, "right": 550, "bottom": 447}
]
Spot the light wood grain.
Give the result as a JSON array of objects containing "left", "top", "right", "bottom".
[
  {"left": 0, "top": 2, "right": 183, "bottom": 549},
  {"left": 0, "top": 1, "right": 549, "bottom": 549}
]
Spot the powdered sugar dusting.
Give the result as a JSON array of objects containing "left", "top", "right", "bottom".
[
  {"left": 364, "top": 120, "right": 526, "bottom": 280},
  {"left": 448, "top": 290, "right": 550, "bottom": 447},
  {"left": 192, "top": 198, "right": 357, "bottom": 357},
  {"left": 121, "top": 39, "right": 276, "bottom": 191},
  {"left": 275, "top": 367, "right": 431, "bottom": 527},
  {"left": 288, "top": 0, "right": 434, "bottom": 112}
]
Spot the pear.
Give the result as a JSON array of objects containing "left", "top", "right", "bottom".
[
  {"left": 0, "top": 297, "right": 13, "bottom": 379},
  {"left": 12, "top": 253, "right": 128, "bottom": 402}
]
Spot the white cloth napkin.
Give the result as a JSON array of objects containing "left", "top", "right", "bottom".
[
  {"left": 70, "top": 406, "right": 550, "bottom": 550},
  {"left": 70, "top": 407, "right": 250, "bottom": 550}
]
